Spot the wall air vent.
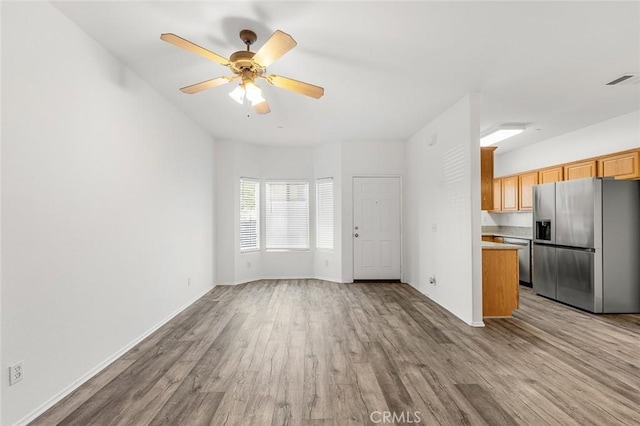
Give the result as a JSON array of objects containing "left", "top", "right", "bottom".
[{"left": 606, "top": 73, "right": 639, "bottom": 85}]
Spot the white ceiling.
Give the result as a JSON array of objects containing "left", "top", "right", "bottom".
[{"left": 52, "top": 1, "right": 640, "bottom": 153}]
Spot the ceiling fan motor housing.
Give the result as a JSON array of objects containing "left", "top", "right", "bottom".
[{"left": 229, "top": 50, "right": 264, "bottom": 75}]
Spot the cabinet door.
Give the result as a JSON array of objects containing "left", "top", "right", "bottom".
[
  {"left": 501, "top": 176, "right": 519, "bottom": 211},
  {"left": 538, "top": 166, "right": 563, "bottom": 184},
  {"left": 518, "top": 171, "right": 538, "bottom": 210},
  {"left": 564, "top": 160, "right": 596, "bottom": 180},
  {"left": 481, "top": 147, "right": 496, "bottom": 210},
  {"left": 597, "top": 150, "right": 640, "bottom": 179},
  {"left": 493, "top": 178, "right": 502, "bottom": 211}
]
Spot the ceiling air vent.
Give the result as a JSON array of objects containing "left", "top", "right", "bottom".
[{"left": 606, "top": 73, "right": 639, "bottom": 85}]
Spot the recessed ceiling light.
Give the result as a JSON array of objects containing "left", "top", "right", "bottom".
[{"left": 480, "top": 123, "right": 526, "bottom": 147}]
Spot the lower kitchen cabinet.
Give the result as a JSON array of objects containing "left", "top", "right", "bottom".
[{"left": 482, "top": 246, "right": 520, "bottom": 317}]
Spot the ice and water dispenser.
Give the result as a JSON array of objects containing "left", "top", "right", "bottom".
[{"left": 535, "top": 220, "right": 552, "bottom": 241}]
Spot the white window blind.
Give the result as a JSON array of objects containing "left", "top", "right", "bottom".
[
  {"left": 266, "top": 181, "right": 309, "bottom": 250},
  {"left": 240, "top": 178, "right": 260, "bottom": 252},
  {"left": 316, "top": 178, "right": 334, "bottom": 250}
]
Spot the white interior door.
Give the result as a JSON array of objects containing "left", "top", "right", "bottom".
[{"left": 353, "top": 177, "right": 401, "bottom": 280}]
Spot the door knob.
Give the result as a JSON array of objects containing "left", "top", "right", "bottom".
[{"left": 354, "top": 233, "right": 359, "bottom": 238}]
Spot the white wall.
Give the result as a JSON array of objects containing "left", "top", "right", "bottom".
[
  {"left": 340, "top": 140, "right": 405, "bottom": 282},
  {"left": 214, "top": 140, "right": 238, "bottom": 283},
  {"left": 495, "top": 110, "right": 640, "bottom": 177},
  {"left": 404, "top": 94, "right": 483, "bottom": 326},
  {"left": 1, "top": 3, "right": 215, "bottom": 424},
  {"left": 481, "top": 211, "right": 532, "bottom": 228},
  {"left": 261, "top": 146, "right": 315, "bottom": 279},
  {"left": 214, "top": 141, "right": 320, "bottom": 284},
  {"left": 215, "top": 138, "right": 403, "bottom": 285}
]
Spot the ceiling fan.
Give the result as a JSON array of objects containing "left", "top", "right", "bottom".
[{"left": 160, "top": 29, "right": 324, "bottom": 115}]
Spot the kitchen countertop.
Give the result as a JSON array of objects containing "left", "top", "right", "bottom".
[
  {"left": 482, "top": 226, "right": 533, "bottom": 240},
  {"left": 482, "top": 241, "right": 524, "bottom": 250}
]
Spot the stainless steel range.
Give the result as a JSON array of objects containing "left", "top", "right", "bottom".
[{"left": 532, "top": 177, "right": 640, "bottom": 313}]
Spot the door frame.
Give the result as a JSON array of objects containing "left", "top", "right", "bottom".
[{"left": 352, "top": 175, "right": 403, "bottom": 282}]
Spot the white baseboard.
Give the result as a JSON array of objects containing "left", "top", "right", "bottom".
[
  {"left": 217, "top": 276, "right": 343, "bottom": 285},
  {"left": 216, "top": 279, "right": 260, "bottom": 286},
  {"left": 404, "top": 280, "right": 483, "bottom": 327},
  {"left": 14, "top": 285, "right": 214, "bottom": 426},
  {"left": 312, "top": 276, "right": 343, "bottom": 283}
]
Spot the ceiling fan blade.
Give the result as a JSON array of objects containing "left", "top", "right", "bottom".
[
  {"left": 160, "top": 33, "right": 229, "bottom": 66},
  {"left": 266, "top": 75, "right": 324, "bottom": 99},
  {"left": 179, "top": 76, "right": 236, "bottom": 94},
  {"left": 253, "top": 100, "right": 271, "bottom": 115},
  {"left": 252, "top": 30, "right": 297, "bottom": 68}
]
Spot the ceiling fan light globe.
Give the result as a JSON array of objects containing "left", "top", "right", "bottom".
[
  {"left": 244, "top": 81, "right": 264, "bottom": 103},
  {"left": 228, "top": 85, "right": 245, "bottom": 104}
]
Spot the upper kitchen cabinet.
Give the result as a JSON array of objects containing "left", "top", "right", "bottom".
[
  {"left": 481, "top": 147, "right": 497, "bottom": 210},
  {"left": 538, "top": 166, "right": 563, "bottom": 184},
  {"left": 564, "top": 160, "right": 597, "bottom": 180},
  {"left": 501, "top": 175, "right": 519, "bottom": 211},
  {"left": 597, "top": 150, "right": 640, "bottom": 179},
  {"left": 518, "top": 171, "right": 538, "bottom": 210},
  {"left": 493, "top": 178, "right": 502, "bottom": 211}
]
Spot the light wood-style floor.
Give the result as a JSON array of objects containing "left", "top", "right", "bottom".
[{"left": 32, "top": 280, "right": 640, "bottom": 425}]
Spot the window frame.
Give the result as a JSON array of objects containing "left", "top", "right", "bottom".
[
  {"left": 239, "top": 177, "right": 260, "bottom": 253},
  {"left": 265, "top": 180, "right": 310, "bottom": 251},
  {"left": 315, "top": 177, "right": 334, "bottom": 251}
]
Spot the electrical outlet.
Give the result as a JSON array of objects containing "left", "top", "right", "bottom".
[
  {"left": 324, "top": 260, "right": 329, "bottom": 267},
  {"left": 429, "top": 276, "right": 437, "bottom": 285},
  {"left": 9, "top": 362, "right": 23, "bottom": 386},
  {"left": 187, "top": 277, "right": 191, "bottom": 286},
  {"left": 247, "top": 261, "right": 251, "bottom": 269}
]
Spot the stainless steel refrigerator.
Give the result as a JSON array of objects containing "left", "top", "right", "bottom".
[{"left": 532, "top": 177, "right": 640, "bottom": 313}]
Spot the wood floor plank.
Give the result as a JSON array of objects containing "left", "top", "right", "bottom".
[
  {"left": 271, "top": 330, "right": 305, "bottom": 426},
  {"left": 148, "top": 312, "right": 247, "bottom": 425},
  {"left": 28, "top": 358, "right": 136, "bottom": 426},
  {"left": 303, "top": 319, "right": 331, "bottom": 420},
  {"left": 207, "top": 371, "right": 257, "bottom": 426},
  {"left": 455, "top": 383, "right": 518, "bottom": 426},
  {"left": 58, "top": 340, "right": 194, "bottom": 425},
  {"left": 31, "top": 281, "right": 640, "bottom": 426},
  {"left": 242, "top": 339, "right": 288, "bottom": 425}
]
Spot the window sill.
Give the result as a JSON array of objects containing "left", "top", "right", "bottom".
[{"left": 265, "top": 249, "right": 311, "bottom": 253}]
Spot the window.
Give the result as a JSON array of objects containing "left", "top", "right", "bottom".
[
  {"left": 316, "top": 178, "right": 334, "bottom": 250},
  {"left": 240, "top": 178, "right": 260, "bottom": 252},
  {"left": 265, "top": 181, "right": 309, "bottom": 250}
]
